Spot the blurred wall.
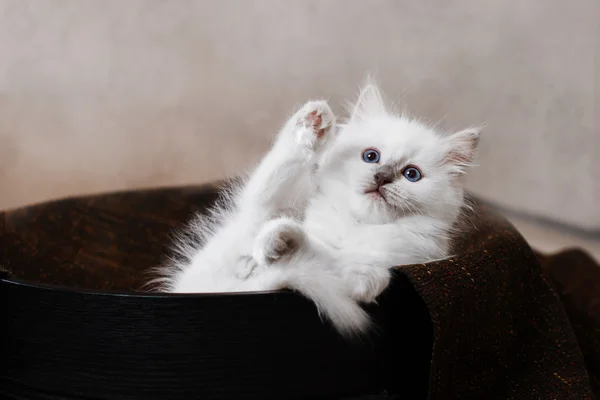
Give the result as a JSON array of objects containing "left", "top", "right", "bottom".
[{"left": 0, "top": 0, "right": 598, "bottom": 230}]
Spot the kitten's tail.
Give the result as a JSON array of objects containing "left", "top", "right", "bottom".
[{"left": 274, "top": 268, "right": 372, "bottom": 339}]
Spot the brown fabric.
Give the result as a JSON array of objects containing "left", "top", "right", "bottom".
[
  {"left": 0, "top": 183, "right": 597, "bottom": 398},
  {"left": 537, "top": 249, "right": 600, "bottom": 397},
  {"left": 397, "top": 203, "right": 596, "bottom": 399}
]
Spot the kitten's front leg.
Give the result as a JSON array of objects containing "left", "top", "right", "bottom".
[
  {"left": 240, "top": 101, "right": 336, "bottom": 216},
  {"left": 234, "top": 103, "right": 334, "bottom": 280}
]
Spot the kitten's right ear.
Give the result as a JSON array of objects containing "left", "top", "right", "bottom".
[
  {"left": 443, "top": 128, "right": 481, "bottom": 175},
  {"left": 348, "top": 82, "right": 386, "bottom": 122}
]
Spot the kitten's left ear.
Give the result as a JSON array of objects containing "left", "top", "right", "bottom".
[
  {"left": 348, "top": 82, "right": 386, "bottom": 122},
  {"left": 444, "top": 128, "right": 481, "bottom": 174}
]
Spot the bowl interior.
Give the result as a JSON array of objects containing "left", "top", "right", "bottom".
[{"left": 0, "top": 184, "right": 226, "bottom": 291}]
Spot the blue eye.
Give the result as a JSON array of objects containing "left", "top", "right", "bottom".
[
  {"left": 403, "top": 166, "right": 422, "bottom": 182},
  {"left": 362, "top": 149, "right": 380, "bottom": 163}
]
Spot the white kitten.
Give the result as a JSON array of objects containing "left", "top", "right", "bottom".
[{"left": 154, "top": 83, "right": 480, "bottom": 338}]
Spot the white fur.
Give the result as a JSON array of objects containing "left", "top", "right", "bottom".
[{"left": 152, "top": 83, "right": 480, "bottom": 339}]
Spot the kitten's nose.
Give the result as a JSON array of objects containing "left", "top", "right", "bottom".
[{"left": 374, "top": 172, "right": 393, "bottom": 186}]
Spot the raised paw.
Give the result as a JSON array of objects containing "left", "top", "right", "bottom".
[
  {"left": 344, "top": 266, "right": 391, "bottom": 303},
  {"left": 253, "top": 218, "right": 305, "bottom": 266},
  {"left": 293, "top": 100, "right": 336, "bottom": 151}
]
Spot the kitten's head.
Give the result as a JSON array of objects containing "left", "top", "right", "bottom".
[{"left": 317, "top": 83, "right": 480, "bottom": 224}]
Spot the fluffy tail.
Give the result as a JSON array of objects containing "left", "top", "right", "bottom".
[{"left": 275, "top": 268, "right": 372, "bottom": 339}]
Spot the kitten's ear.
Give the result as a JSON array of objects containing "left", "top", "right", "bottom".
[
  {"left": 444, "top": 128, "right": 481, "bottom": 174},
  {"left": 349, "top": 83, "right": 386, "bottom": 122}
]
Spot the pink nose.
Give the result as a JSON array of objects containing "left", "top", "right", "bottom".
[{"left": 374, "top": 172, "right": 393, "bottom": 186}]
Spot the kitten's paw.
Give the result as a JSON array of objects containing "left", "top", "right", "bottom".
[
  {"left": 345, "top": 266, "right": 391, "bottom": 303},
  {"left": 254, "top": 218, "right": 305, "bottom": 265},
  {"left": 293, "top": 100, "right": 336, "bottom": 151},
  {"left": 234, "top": 255, "right": 260, "bottom": 280}
]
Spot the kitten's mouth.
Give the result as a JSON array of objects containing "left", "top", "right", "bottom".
[{"left": 365, "top": 186, "right": 387, "bottom": 201}]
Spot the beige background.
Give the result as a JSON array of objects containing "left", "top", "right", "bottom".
[{"left": 0, "top": 1, "right": 598, "bottom": 238}]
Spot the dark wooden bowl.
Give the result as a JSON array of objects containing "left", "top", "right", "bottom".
[{"left": 1, "top": 183, "right": 505, "bottom": 399}]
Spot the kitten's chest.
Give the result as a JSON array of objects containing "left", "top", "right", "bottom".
[
  {"left": 305, "top": 218, "right": 369, "bottom": 252},
  {"left": 304, "top": 216, "right": 349, "bottom": 250}
]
